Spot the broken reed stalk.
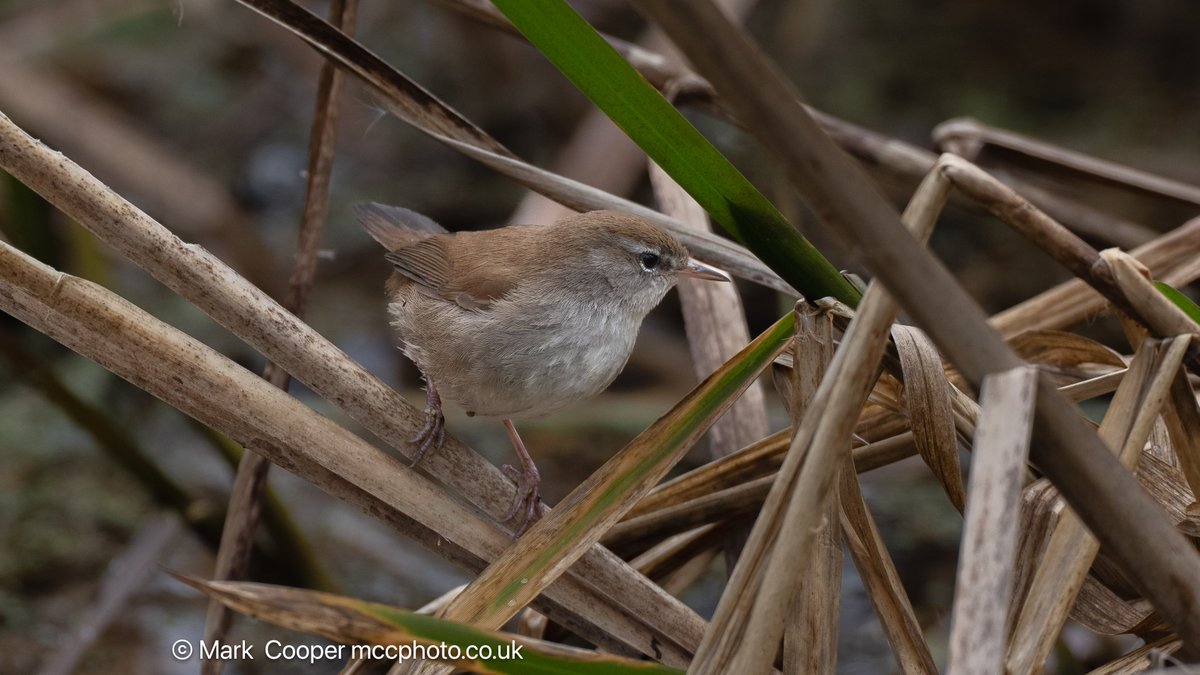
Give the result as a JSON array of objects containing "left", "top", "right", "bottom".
[
  {"left": 647, "top": 160, "right": 769, "bottom": 570},
  {"left": 838, "top": 452, "right": 936, "bottom": 675},
  {"left": 1102, "top": 249, "right": 1200, "bottom": 339},
  {"left": 939, "top": 155, "right": 1200, "bottom": 350},
  {"left": 945, "top": 366, "right": 1037, "bottom": 675},
  {"left": 0, "top": 110, "right": 707, "bottom": 665},
  {"left": 933, "top": 118, "right": 1200, "bottom": 207},
  {"left": 782, "top": 304, "right": 840, "bottom": 672},
  {"left": 204, "top": 0, "right": 359, "bottom": 666},
  {"left": 617, "top": 361, "right": 1131, "bottom": 552},
  {"left": 0, "top": 239, "right": 704, "bottom": 664},
  {"left": 633, "top": 0, "right": 1200, "bottom": 648},
  {"left": 990, "top": 215, "right": 1200, "bottom": 337},
  {"left": 689, "top": 163, "right": 950, "bottom": 674},
  {"left": 1007, "top": 335, "right": 1191, "bottom": 673}
]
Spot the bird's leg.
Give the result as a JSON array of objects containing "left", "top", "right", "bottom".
[
  {"left": 500, "top": 418, "right": 545, "bottom": 535},
  {"left": 410, "top": 377, "right": 445, "bottom": 465}
]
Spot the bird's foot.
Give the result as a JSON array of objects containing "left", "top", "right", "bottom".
[
  {"left": 410, "top": 380, "right": 445, "bottom": 465},
  {"left": 501, "top": 463, "right": 545, "bottom": 537}
]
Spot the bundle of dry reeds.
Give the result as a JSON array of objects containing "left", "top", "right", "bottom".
[{"left": 3, "top": 1, "right": 1200, "bottom": 674}]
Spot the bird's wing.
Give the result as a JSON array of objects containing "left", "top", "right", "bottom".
[
  {"left": 354, "top": 202, "right": 447, "bottom": 250},
  {"left": 384, "top": 233, "right": 517, "bottom": 311}
]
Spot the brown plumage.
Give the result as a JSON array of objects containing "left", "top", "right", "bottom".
[{"left": 356, "top": 203, "right": 730, "bottom": 533}]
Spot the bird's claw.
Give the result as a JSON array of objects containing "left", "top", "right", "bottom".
[
  {"left": 409, "top": 380, "right": 445, "bottom": 465},
  {"left": 502, "top": 463, "right": 544, "bottom": 537},
  {"left": 409, "top": 405, "right": 445, "bottom": 465}
]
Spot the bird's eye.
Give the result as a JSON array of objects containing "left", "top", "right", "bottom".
[{"left": 639, "top": 252, "right": 661, "bottom": 270}]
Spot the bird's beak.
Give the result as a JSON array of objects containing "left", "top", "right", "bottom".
[{"left": 679, "top": 258, "right": 733, "bottom": 282}]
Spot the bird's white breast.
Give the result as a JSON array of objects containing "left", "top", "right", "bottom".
[{"left": 390, "top": 287, "right": 641, "bottom": 420}]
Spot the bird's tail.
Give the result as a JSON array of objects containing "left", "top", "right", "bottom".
[{"left": 353, "top": 202, "right": 447, "bottom": 251}]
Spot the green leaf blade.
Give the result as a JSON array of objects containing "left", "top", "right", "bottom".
[
  {"left": 1156, "top": 281, "right": 1200, "bottom": 326},
  {"left": 491, "top": 0, "right": 860, "bottom": 306}
]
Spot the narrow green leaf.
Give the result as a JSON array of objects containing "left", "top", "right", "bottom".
[
  {"left": 490, "top": 0, "right": 860, "bottom": 306},
  {"left": 178, "top": 575, "right": 682, "bottom": 675},
  {"left": 1156, "top": 281, "right": 1200, "bottom": 326}
]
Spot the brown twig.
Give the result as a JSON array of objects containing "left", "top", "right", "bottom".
[
  {"left": 991, "top": 215, "right": 1200, "bottom": 337},
  {"left": 201, "top": 0, "right": 359, "bottom": 669},
  {"left": 604, "top": 474, "right": 773, "bottom": 554},
  {"left": 934, "top": 117, "right": 1200, "bottom": 207},
  {"left": 783, "top": 302, "right": 841, "bottom": 673},
  {"left": 940, "top": 156, "right": 1200, "bottom": 364},
  {"left": 647, "top": 160, "right": 769, "bottom": 570},
  {"left": 945, "top": 366, "right": 1037, "bottom": 675}
]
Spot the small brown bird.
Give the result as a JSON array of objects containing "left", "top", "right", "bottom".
[{"left": 356, "top": 203, "right": 731, "bottom": 532}]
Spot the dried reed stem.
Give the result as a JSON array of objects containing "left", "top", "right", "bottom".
[
  {"left": 991, "top": 216, "right": 1200, "bottom": 337},
  {"left": 689, "top": 160, "right": 950, "bottom": 675},
  {"left": 783, "top": 304, "right": 840, "bottom": 673},
  {"left": 945, "top": 366, "right": 1036, "bottom": 675},
  {"left": 649, "top": 159, "right": 769, "bottom": 569},
  {"left": 0, "top": 239, "right": 701, "bottom": 663},
  {"left": 634, "top": 0, "right": 1200, "bottom": 648},
  {"left": 203, "top": 1, "right": 359, "bottom": 667},
  {"left": 0, "top": 109, "right": 707, "bottom": 664},
  {"left": 1007, "top": 336, "right": 1190, "bottom": 673}
]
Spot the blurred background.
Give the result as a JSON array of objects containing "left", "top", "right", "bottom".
[{"left": 1, "top": 0, "right": 1197, "bottom": 672}]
